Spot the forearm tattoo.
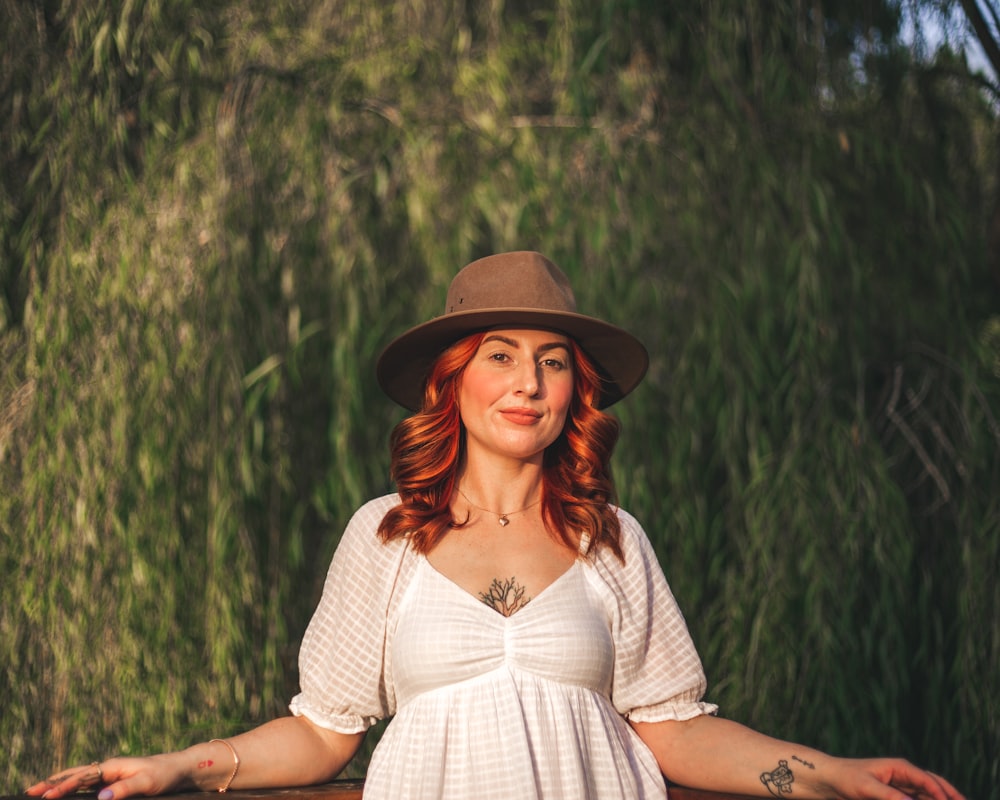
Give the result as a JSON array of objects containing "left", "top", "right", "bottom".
[
  {"left": 760, "top": 760, "right": 795, "bottom": 796},
  {"left": 760, "top": 756, "right": 814, "bottom": 796},
  {"left": 479, "top": 576, "right": 531, "bottom": 616}
]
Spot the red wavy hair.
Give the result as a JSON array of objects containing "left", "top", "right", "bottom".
[{"left": 377, "top": 331, "right": 624, "bottom": 560}]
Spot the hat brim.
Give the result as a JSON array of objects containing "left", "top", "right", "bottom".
[{"left": 376, "top": 307, "right": 649, "bottom": 411}]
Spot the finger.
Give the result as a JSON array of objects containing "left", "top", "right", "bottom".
[
  {"left": 888, "top": 774, "right": 965, "bottom": 800},
  {"left": 29, "top": 765, "right": 99, "bottom": 800},
  {"left": 931, "top": 771, "right": 966, "bottom": 800},
  {"left": 24, "top": 778, "right": 63, "bottom": 797},
  {"left": 913, "top": 772, "right": 966, "bottom": 800},
  {"left": 856, "top": 765, "right": 948, "bottom": 800},
  {"left": 39, "top": 772, "right": 85, "bottom": 797},
  {"left": 24, "top": 780, "right": 57, "bottom": 796}
]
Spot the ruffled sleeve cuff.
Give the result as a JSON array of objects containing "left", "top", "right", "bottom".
[
  {"left": 289, "top": 692, "right": 379, "bottom": 734},
  {"left": 625, "top": 698, "right": 719, "bottom": 724}
]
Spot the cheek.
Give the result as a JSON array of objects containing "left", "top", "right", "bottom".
[
  {"left": 457, "top": 370, "right": 499, "bottom": 414},
  {"left": 549, "top": 376, "right": 575, "bottom": 417}
]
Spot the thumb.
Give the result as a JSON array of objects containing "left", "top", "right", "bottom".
[
  {"left": 96, "top": 773, "right": 164, "bottom": 800},
  {"left": 98, "top": 783, "right": 128, "bottom": 800},
  {"left": 97, "top": 778, "right": 148, "bottom": 800}
]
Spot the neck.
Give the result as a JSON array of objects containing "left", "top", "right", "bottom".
[
  {"left": 455, "top": 461, "right": 544, "bottom": 524},
  {"left": 457, "top": 487, "right": 541, "bottom": 527}
]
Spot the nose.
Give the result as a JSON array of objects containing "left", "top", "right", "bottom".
[{"left": 514, "top": 362, "right": 540, "bottom": 397}]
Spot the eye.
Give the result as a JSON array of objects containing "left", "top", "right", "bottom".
[
  {"left": 540, "top": 356, "right": 567, "bottom": 370},
  {"left": 487, "top": 351, "right": 511, "bottom": 363}
]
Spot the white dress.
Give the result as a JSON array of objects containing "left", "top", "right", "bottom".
[{"left": 289, "top": 494, "right": 717, "bottom": 799}]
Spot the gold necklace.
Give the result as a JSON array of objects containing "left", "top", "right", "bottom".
[{"left": 457, "top": 488, "right": 542, "bottom": 527}]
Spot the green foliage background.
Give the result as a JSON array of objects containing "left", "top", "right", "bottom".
[{"left": 2, "top": 1, "right": 998, "bottom": 797}]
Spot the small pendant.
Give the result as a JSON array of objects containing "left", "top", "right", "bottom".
[{"left": 498, "top": 515, "right": 510, "bottom": 527}]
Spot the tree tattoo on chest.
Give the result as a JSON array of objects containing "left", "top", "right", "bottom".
[{"left": 479, "top": 576, "right": 531, "bottom": 616}]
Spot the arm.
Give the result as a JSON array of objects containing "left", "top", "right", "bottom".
[
  {"left": 26, "top": 715, "right": 365, "bottom": 800},
  {"left": 631, "top": 715, "right": 965, "bottom": 800}
]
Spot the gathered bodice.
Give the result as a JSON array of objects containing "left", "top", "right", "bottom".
[{"left": 391, "top": 558, "right": 615, "bottom": 705}]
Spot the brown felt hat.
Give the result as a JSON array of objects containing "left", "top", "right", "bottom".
[{"left": 376, "top": 251, "right": 649, "bottom": 410}]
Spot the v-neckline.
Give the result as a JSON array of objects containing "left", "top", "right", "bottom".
[{"left": 419, "top": 555, "right": 580, "bottom": 619}]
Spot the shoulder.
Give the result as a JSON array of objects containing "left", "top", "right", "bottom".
[
  {"left": 585, "top": 507, "right": 687, "bottom": 626},
  {"left": 348, "top": 492, "right": 401, "bottom": 528},
  {"left": 334, "top": 493, "right": 405, "bottom": 559},
  {"left": 586, "top": 505, "right": 666, "bottom": 585},
  {"left": 613, "top": 505, "right": 644, "bottom": 537},
  {"left": 611, "top": 505, "right": 657, "bottom": 561},
  {"left": 320, "top": 493, "right": 415, "bottom": 602}
]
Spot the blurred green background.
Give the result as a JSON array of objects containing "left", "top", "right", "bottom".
[{"left": 2, "top": 1, "right": 998, "bottom": 797}]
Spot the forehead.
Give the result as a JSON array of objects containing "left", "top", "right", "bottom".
[{"left": 478, "top": 327, "right": 572, "bottom": 348}]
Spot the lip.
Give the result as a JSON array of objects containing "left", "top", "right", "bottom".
[{"left": 499, "top": 407, "right": 543, "bottom": 425}]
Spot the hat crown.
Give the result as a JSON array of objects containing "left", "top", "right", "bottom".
[
  {"left": 445, "top": 252, "right": 577, "bottom": 315},
  {"left": 377, "top": 250, "right": 648, "bottom": 410}
]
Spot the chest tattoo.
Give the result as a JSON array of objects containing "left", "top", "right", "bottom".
[{"left": 479, "top": 576, "right": 531, "bottom": 617}]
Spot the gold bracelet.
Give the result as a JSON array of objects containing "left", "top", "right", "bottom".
[{"left": 209, "top": 738, "right": 241, "bottom": 793}]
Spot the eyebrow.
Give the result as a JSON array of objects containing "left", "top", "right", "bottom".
[{"left": 482, "top": 334, "right": 571, "bottom": 353}]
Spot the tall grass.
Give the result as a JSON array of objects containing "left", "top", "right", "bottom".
[{"left": 1, "top": 1, "right": 997, "bottom": 796}]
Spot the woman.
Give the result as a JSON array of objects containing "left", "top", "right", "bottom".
[{"left": 29, "top": 252, "right": 963, "bottom": 799}]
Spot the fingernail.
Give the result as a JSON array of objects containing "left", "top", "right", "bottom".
[{"left": 98, "top": 790, "right": 113, "bottom": 800}]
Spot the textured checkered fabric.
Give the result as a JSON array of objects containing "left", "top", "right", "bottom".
[{"left": 289, "top": 494, "right": 717, "bottom": 799}]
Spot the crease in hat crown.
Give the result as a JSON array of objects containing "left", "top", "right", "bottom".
[
  {"left": 444, "top": 252, "right": 578, "bottom": 316},
  {"left": 377, "top": 251, "right": 649, "bottom": 411}
]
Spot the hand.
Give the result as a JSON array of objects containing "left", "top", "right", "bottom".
[
  {"left": 823, "top": 757, "right": 966, "bottom": 800},
  {"left": 26, "top": 761, "right": 107, "bottom": 799},
  {"left": 26, "top": 754, "right": 188, "bottom": 800}
]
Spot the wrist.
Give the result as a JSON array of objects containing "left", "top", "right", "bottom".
[
  {"left": 792, "top": 753, "right": 846, "bottom": 799},
  {"left": 178, "top": 741, "right": 239, "bottom": 793},
  {"left": 209, "top": 740, "right": 241, "bottom": 792}
]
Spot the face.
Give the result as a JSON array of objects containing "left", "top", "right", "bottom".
[{"left": 456, "top": 328, "right": 574, "bottom": 465}]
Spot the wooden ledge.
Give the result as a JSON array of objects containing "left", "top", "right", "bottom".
[{"left": 3, "top": 781, "right": 760, "bottom": 800}]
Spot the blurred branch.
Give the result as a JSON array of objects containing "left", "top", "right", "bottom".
[
  {"left": 885, "top": 364, "right": 951, "bottom": 506},
  {"left": 910, "top": 341, "right": 1000, "bottom": 450},
  {"left": 957, "top": 0, "right": 1000, "bottom": 82},
  {"left": 510, "top": 114, "right": 597, "bottom": 128},
  {"left": 0, "top": 378, "right": 34, "bottom": 463},
  {"left": 927, "top": 62, "right": 1000, "bottom": 101}
]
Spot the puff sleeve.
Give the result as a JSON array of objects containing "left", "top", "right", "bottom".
[
  {"left": 589, "top": 508, "right": 718, "bottom": 723},
  {"left": 289, "top": 494, "right": 412, "bottom": 733}
]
